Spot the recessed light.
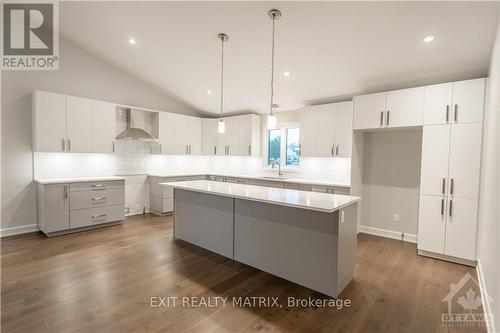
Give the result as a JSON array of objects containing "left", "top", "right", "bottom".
[
  {"left": 283, "top": 72, "right": 291, "bottom": 77},
  {"left": 207, "top": 90, "right": 212, "bottom": 95},
  {"left": 423, "top": 35, "right": 435, "bottom": 43},
  {"left": 128, "top": 38, "right": 136, "bottom": 45}
]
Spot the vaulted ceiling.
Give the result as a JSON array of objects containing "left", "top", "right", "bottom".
[{"left": 60, "top": 2, "right": 499, "bottom": 115}]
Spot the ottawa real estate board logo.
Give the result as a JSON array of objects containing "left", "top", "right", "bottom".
[{"left": 1, "top": 0, "right": 59, "bottom": 70}]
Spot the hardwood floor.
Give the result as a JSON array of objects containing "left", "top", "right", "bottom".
[{"left": 1, "top": 215, "right": 485, "bottom": 333}]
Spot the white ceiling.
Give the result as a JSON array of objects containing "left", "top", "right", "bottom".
[{"left": 60, "top": 2, "right": 499, "bottom": 115}]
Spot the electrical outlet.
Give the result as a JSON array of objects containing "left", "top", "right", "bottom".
[{"left": 393, "top": 214, "right": 400, "bottom": 223}]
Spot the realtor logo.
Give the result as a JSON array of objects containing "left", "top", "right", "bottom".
[
  {"left": 1, "top": 0, "right": 59, "bottom": 69},
  {"left": 441, "top": 272, "right": 490, "bottom": 328}
]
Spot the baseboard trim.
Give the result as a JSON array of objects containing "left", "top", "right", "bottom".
[
  {"left": 0, "top": 224, "right": 39, "bottom": 237},
  {"left": 477, "top": 260, "right": 495, "bottom": 333},
  {"left": 358, "top": 225, "right": 417, "bottom": 244},
  {"left": 417, "top": 249, "right": 477, "bottom": 267}
]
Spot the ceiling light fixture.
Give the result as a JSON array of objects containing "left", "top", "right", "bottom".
[
  {"left": 128, "top": 38, "right": 136, "bottom": 45},
  {"left": 423, "top": 35, "right": 435, "bottom": 43},
  {"left": 217, "top": 33, "right": 229, "bottom": 134},
  {"left": 207, "top": 90, "right": 212, "bottom": 95},
  {"left": 283, "top": 71, "right": 290, "bottom": 77},
  {"left": 267, "top": 9, "right": 282, "bottom": 130}
]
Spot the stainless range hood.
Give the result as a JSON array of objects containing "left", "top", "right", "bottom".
[{"left": 116, "top": 109, "right": 155, "bottom": 141}]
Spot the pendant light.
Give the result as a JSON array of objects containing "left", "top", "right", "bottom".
[
  {"left": 217, "top": 33, "right": 229, "bottom": 134},
  {"left": 267, "top": 9, "right": 281, "bottom": 130}
]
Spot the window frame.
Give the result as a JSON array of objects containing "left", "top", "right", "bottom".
[{"left": 265, "top": 122, "right": 300, "bottom": 170}]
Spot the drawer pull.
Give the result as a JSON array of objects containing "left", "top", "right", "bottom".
[
  {"left": 92, "top": 184, "right": 106, "bottom": 190},
  {"left": 92, "top": 197, "right": 106, "bottom": 201},
  {"left": 92, "top": 214, "right": 107, "bottom": 219}
]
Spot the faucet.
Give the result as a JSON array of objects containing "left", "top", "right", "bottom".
[{"left": 271, "top": 159, "right": 284, "bottom": 176}]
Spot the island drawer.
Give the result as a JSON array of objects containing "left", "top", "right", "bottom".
[
  {"left": 70, "top": 188, "right": 125, "bottom": 210},
  {"left": 70, "top": 204, "right": 124, "bottom": 229}
]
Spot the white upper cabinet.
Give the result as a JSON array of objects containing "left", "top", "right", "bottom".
[
  {"left": 187, "top": 116, "right": 202, "bottom": 155},
  {"left": 299, "top": 108, "right": 317, "bottom": 157},
  {"left": 236, "top": 115, "right": 261, "bottom": 156},
  {"left": 172, "top": 114, "right": 201, "bottom": 155},
  {"left": 202, "top": 118, "right": 218, "bottom": 155},
  {"left": 66, "top": 96, "right": 93, "bottom": 153},
  {"left": 424, "top": 79, "right": 485, "bottom": 125},
  {"left": 299, "top": 101, "right": 353, "bottom": 158},
  {"left": 315, "top": 104, "right": 336, "bottom": 157},
  {"left": 157, "top": 111, "right": 176, "bottom": 155},
  {"left": 451, "top": 78, "right": 485, "bottom": 124},
  {"left": 34, "top": 91, "right": 116, "bottom": 154},
  {"left": 423, "top": 83, "right": 453, "bottom": 125},
  {"left": 353, "top": 92, "right": 386, "bottom": 130},
  {"left": 354, "top": 88, "right": 424, "bottom": 130},
  {"left": 386, "top": 87, "right": 424, "bottom": 128},
  {"left": 33, "top": 90, "right": 67, "bottom": 152},
  {"left": 92, "top": 100, "right": 116, "bottom": 153},
  {"left": 202, "top": 115, "right": 261, "bottom": 156},
  {"left": 335, "top": 101, "right": 354, "bottom": 158}
]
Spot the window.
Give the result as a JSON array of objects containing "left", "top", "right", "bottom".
[
  {"left": 286, "top": 128, "right": 300, "bottom": 166},
  {"left": 268, "top": 129, "right": 281, "bottom": 165},
  {"left": 267, "top": 127, "right": 300, "bottom": 167}
]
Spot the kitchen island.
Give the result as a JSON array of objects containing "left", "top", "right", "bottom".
[{"left": 161, "top": 180, "right": 360, "bottom": 298}]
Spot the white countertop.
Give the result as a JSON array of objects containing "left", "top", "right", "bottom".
[
  {"left": 33, "top": 176, "right": 126, "bottom": 184},
  {"left": 149, "top": 172, "right": 350, "bottom": 188},
  {"left": 161, "top": 180, "right": 360, "bottom": 213}
]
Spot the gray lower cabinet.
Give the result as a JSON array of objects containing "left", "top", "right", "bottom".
[
  {"left": 150, "top": 175, "right": 207, "bottom": 215},
  {"left": 37, "top": 184, "right": 70, "bottom": 233},
  {"left": 37, "top": 180, "right": 125, "bottom": 236}
]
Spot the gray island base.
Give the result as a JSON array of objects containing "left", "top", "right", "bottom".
[{"left": 162, "top": 180, "right": 360, "bottom": 298}]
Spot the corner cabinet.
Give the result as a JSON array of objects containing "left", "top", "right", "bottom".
[
  {"left": 33, "top": 90, "right": 116, "bottom": 153},
  {"left": 37, "top": 180, "right": 125, "bottom": 236},
  {"left": 299, "top": 101, "right": 353, "bottom": 157}
]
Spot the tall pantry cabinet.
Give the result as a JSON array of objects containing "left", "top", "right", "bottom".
[{"left": 417, "top": 78, "right": 485, "bottom": 264}]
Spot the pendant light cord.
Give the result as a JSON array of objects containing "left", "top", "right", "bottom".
[
  {"left": 270, "top": 17, "right": 276, "bottom": 115},
  {"left": 220, "top": 37, "right": 225, "bottom": 119}
]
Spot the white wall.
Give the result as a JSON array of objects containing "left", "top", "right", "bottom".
[
  {"left": 477, "top": 19, "right": 500, "bottom": 333},
  {"left": 1, "top": 38, "right": 199, "bottom": 231},
  {"left": 361, "top": 130, "right": 422, "bottom": 236}
]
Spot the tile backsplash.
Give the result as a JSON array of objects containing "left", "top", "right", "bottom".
[{"left": 34, "top": 146, "right": 351, "bottom": 184}]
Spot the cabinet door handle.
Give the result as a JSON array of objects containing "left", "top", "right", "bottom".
[
  {"left": 441, "top": 198, "right": 444, "bottom": 216},
  {"left": 185, "top": 145, "right": 188, "bottom": 154},
  {"left": 92, "top": 197, "right": 106, "bottom": 201},
  {"left": 442, "top": 178, "right": 446, "bottom": 194},
  {"left": 446, "top": 105, "right": 450, "bottom": 123},
  {"left": 67, "top": 138, "right": 72, "bottom": 152},
  {"left": 64, "top": 185, "right": 68, "bottom": 199},
  {"left": 248, "top": 145, "right": 251, "bottom": 156},
  {"left": 227, "top": 146, "right": 230, "bottom": 155},
  {"left": 449, "top": 199, "right": 453, "bottom": 217},
  {"left": 386, "top": 110, "right": 390, "bottom": 126},
  {"left": 380, "top": 111, "right": 384, "bottom": 126},
  {"left": 214, "top": 146, "right": 217, "bottom": 155},
  {"left": 62, "top": 138, "right": 66, "bottom": 151},
  {"left": 92, "top": 214, "right": 107, "bottom": 219},
  {"left": 454, "top": 104, "right": 458, "bottom": 122},
  {"left": 298, "top": 144, "right": 301, "bottom": 156},
  {"left": 331, "top": 145, "right": 334, "bottom": 156},
  {"left": 336, "top": 144, "right": 339, "bottom": 156},
  {"left": 450, "top": 178, "right": 454, "bottom": 195}
]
